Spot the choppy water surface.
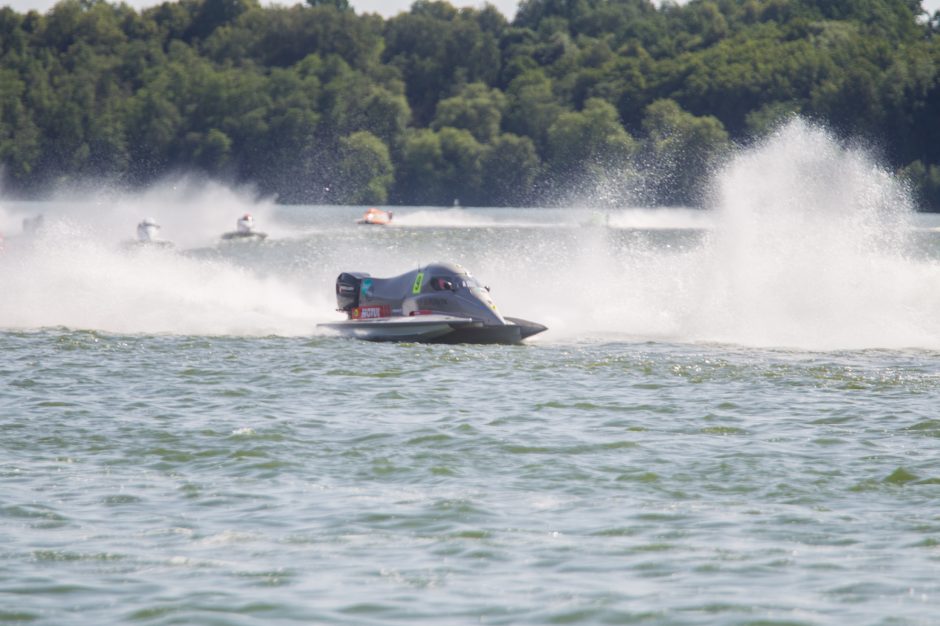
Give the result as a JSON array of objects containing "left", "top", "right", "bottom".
[
  {"left": 4, "top": 334, "right": 940, "bottom": 625},
  {"left": 3, "top": 122, "right": 940, "bottom": 624}
]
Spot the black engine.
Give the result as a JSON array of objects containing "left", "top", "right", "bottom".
[{"left": 335, "top": 272, "right": 366, "bottom": 311}]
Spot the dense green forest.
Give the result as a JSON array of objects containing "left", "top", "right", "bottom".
[{"left": 2, "top": 0, "right": 940, "bottom": 207}]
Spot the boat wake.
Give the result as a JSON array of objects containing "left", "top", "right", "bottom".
[
  {"left": 3, "top": 121, "right": 940, "bottom": 349},
  {"left": 0, "top": 178, "right": 324, "bottom": 336},
  {"left": 499, "top": 120, "right": 940, "bottom": 350},
  {"left": 0, "top": 222, "right": 321, "bottom": 336}
]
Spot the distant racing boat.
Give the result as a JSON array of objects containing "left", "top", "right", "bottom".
[
  {"left": 222, "top": 213, "right": 268, "bottom": 240},
  {"left": 357, "top": 208, "right": 393, "bottom": 226},
  {"left": 131, "top": 217, "right": 173, "bottom": 248}
]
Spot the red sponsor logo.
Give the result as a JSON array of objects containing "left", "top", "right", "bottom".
[{"left": 351, "top": 305, "right": 391, "bottom": 319}]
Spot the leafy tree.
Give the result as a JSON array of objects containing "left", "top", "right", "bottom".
[
  {"left": 364, "top": 87, "right": 411, "bottom": 147},
  {"left": 204, "top": 4, "right": 382, "bottom": 69},
  {"left": 0, "top": 69, "right": 41, "bottom": 183},
  {"left": 186, "top": 0, "right": 257, "bottom": 42},
  {"left": 317, "top": 58, "right": 410, "bottom": 147},
  {"left": 396, "top": 128, "right": 447, "bottom": 205},
  {"left": 307, "top": 0, "right": 350, "bottom": 10},
  {"left": 124, "top": 79, "right": 184, "bottom": 180},
  {"left": 0, "top": 7, "right": 29, "bottom": 57},
  {"left": 515, "top": 0, "right": 590, "bottom": 31},
  {"left": 480, "top": 133, "right": 541, "bottom": 206},
  {"left": 145, "top": 0, "right": 198, "bottom": 43},
  {"left": 641, "top": 98, "right": 730, "bottom": 205},
  {"left": 1, "top": 0, "right": 940, "bottom": 207},
  {"left": 383, "top": 3, "right": 500, "bottom": 125},
  {"left": 438, "top": 126, "right": 484, "bottom": 204},
  {"left": 744, "top": 100, "right": 801, "bottom": 137},
  {"left": 411, "top": 0, "right": 458, "bottom": 21},
  {"left": 900, "top": 160, "right": 940, "bottom": 211},
  {"left": 546, "top": 98, "right": 637, "bottom": 184},
  {"left": 336, "top": 130, "right": 394, "bottom": 204},
  {"left": 431, "top": 82, "right": 506, "bottom": 143},
  {"left": 232, "top": 81, "right": 322, "bottom": 202},
  {"left": 394, "top": 126, "right": 483, "bottom": 205},
  {"left": 189, "top": 127, "right": 231, "bottom": 172},
  {"left": 503, "top": 69, "right": 563, "bottom": 154}
]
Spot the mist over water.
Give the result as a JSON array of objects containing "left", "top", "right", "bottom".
[
  {"left": 702, "top": 121, "right": 931, "bottom": 349},
  {"left": 0, "top": 178, "right": 322, "bottom": 336},
  {"left": 511, "top": 120, "right": 940, "bottom": 350},
  {"left": 3, "top": 120, "right": 940, "bottom": 349}
]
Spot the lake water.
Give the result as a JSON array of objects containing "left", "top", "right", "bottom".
[{"left": 2, "top": 123, "right": 940, "bottom": 625}]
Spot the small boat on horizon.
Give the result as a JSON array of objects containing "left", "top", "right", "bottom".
[
  {"left": 357, "top": 208, "right": 393, "bottom": 226},
  {"left": 129, "top": 217, "right": 174, "bottom": 248},
  {"left": 221, "top": 213, "right": 268, "bottom": 241}
]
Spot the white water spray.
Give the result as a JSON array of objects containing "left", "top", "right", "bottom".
[
  {"left": 499, "top": 120, "right": 940, "bottom": 349},
  {"left": 700, "top": 120, "right": 930, "bottom": 348},
  {"left": 3, "top": 122, "right": 940, "bottom": 348},
  {"left": 0, "top": 177, "right": 322, "bottom": 336}
]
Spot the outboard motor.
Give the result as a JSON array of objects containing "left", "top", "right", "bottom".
[{"left": 336, "top": 272, "right": 366, "bottom": 312}]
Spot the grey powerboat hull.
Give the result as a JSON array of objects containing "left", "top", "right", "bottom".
[{"left": 318, "top": 314, "right": 546, "bottom": 344}]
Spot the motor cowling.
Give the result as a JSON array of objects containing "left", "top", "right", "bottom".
[{"left": 336, "top": 273, "right": 364, "bottom": 312}]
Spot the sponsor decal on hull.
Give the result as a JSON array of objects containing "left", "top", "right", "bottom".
[{"left": 351, "top": 305, "right": 392, "bottom": 319}]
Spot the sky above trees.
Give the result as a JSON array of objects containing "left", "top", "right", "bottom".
[
  {"left": 353, "top": 0, "right": 519, "bottom": 18},
  {"left": 4, "top": 0, "right": 938, "bottom": 19},
  {"left": 3, "top": 0, "right": 522, "bottom": 19}
]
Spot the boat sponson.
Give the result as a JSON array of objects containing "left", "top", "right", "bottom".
[
  {"left": 318, "top": 315, "right": 476, "bottom": 343},
  {"left": 504, "top": 317, "right": 548, "bottom": 340},
  {"left": 319, "top": 314, "right": 545, "bottom": 344}
]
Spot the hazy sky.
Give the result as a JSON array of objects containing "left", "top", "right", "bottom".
[
  {"left": 2, "top": 0, "right": 937, "bottom": 27},
  {"left": 2, "top": 0, "right": 522, "bottom": 18},
  {"left": 353, "top": 0, "right": 519, "bottom": 19}
]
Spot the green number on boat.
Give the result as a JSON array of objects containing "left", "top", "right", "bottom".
[{"left": 412, "top": 272, "right": 424, "bottom": 294}]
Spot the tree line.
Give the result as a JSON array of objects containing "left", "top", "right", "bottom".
[{"left": 2, "top": 0, "right": 940, "bottom": 208}]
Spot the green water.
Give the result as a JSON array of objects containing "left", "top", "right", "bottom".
[{"left": 2, "top": 331, "right": 940, "bottom": 625}]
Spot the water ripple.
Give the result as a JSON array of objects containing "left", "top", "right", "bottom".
[{"left": 3, "top": 331, "right": 940, "bottom": 623}]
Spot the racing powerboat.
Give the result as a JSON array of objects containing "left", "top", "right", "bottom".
[
  {"left": 129, "top": 217, "right": 173, "bottom": 248},
  {"left": 357, "top": 208, "right": 393, "bottom": 225},
  {"left": 318, "top": 262, "right": 546, "bottom": 344},
  {"left": 222, "top": 213, "right": 268, "bottom": 240}
]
